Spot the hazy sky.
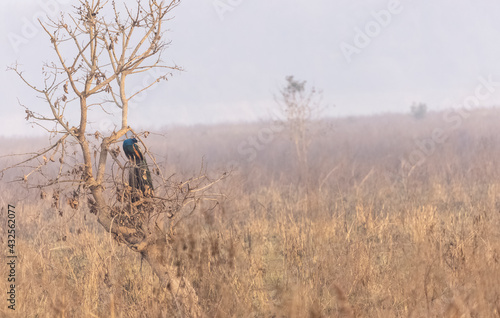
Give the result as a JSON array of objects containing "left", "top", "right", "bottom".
[{"left": 2, "top": 0, "right": 500, "bottom": 136}]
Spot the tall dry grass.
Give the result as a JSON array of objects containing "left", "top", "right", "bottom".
[{"left": 2, "top": 108, "right": 500, "bottom": 317}]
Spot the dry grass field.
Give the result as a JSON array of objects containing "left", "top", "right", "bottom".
[{"left": 2, "top": 108, "right": 500, "bottom": 317}]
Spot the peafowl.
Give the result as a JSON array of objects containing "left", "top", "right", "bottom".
[{"left": 123, "top": 138, "right": 154, "bottom": 197}]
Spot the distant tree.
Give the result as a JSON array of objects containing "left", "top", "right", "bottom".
[
  {"left": 5, "top": 1, "right": 224, "bottom": 316},
  {"left": 411, "top": 102, "right": 428, "bottom": 119},
  {"left": 275, "top": 76, "right": 325, "bottom": 186}
]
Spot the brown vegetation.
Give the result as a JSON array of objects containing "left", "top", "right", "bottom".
[{"left": 2, "top": 108, "right": 500, "bottom": 317}]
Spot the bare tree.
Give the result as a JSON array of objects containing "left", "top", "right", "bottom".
[
  {"left": 5, "top": 1, "right": 224, "bottom": 316},
  {"left": 275, "top": 76, "right": 325, "bottom": 186}
]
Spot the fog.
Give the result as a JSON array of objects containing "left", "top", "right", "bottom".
[{"left": 2, "top": 0, "right": 500, "bottom": 136}]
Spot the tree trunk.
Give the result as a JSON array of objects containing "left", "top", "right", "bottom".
[
  {"left": 91, "top": 188, "right": 202, "bottom": 317},
  {"left": 142, "top": 241, "right": 202, "bottom": 318}
]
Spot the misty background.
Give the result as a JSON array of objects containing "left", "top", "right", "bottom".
[{"left": 2, "top": 0, "right": 500, "bottom": 137}]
